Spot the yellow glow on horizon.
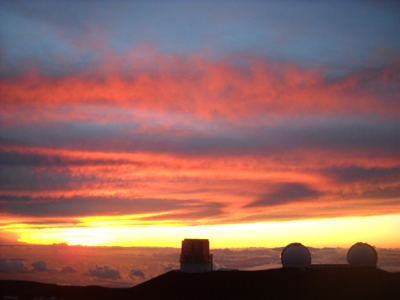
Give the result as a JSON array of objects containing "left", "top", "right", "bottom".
[{"left": 6, "top": 214, "right": 400, "bottom": 248}]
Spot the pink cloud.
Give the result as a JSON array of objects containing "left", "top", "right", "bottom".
[{"left": 2, "top": 54, "right": 399, "bottom": 125}]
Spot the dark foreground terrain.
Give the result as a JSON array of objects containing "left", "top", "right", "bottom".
[{"left": 1, "top": 268, "right": 399, "bottom": 300}]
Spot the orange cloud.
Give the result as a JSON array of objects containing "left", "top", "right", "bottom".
[{"left": 1, "top": 145, "right": 399, "bottom": 225}]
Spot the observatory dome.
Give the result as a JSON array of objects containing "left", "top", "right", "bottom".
[
  {"left": 347, "top": 242, "right": 378, "bottom": 267},
  {"left": 281, "top": 243, "right": 311, "bottom": 268}
]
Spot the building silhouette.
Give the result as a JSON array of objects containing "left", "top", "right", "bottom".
[
  {"left": 347, "top": 242, "right": 378, "bottom": 267},
  {"left": 179, "top": 239, "right": 378, "bottom": 272},
  {"left": 180, "top": 239, "right": 213, "bottom": 273},
  {"left": 279, "top": 241, "right": 378, "bottom": 269},
  {"left": 281, "top": 242, "right": 312, "bottom": 268}
]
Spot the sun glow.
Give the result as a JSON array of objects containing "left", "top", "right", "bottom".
[{"left": 5, "top": 214, "right": 400, "bottom": 248}]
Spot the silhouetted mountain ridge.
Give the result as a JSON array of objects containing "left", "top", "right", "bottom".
[{"left": 1, "top": 268, "right": 399, "bottom": 300}]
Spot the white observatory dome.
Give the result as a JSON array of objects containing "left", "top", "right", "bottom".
[
  {"left": 347, "top": 242, "right": 378, "bottom": 267},
  {"left": 281, "top": 243, "right": 311, "bottom": 268}
]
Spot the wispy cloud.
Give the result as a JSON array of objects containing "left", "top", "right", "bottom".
[
  {"left": 2, "top": 56, "right": 399, "bottom": 124},
  {"left": 246, "top": 182, "right": 323, "bottom": 208}
]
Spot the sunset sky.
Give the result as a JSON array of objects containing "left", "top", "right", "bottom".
[{"left": 1, "top": 0, "right": 400, "bottom": 249}]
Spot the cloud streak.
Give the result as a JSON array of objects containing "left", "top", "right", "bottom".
[
  {"left": 0, "top": 195, "right": 225, "bottom": 219},
  {"left": 2, "top": 55, "right": 399, "bottom": 124},
  {"left": 246, "top": 183, "right": 323, "bottom": 208}
]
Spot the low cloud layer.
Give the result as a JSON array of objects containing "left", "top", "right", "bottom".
[
  {"left": 31, "top": 261, "right": 50, "bottom": 272},
  {"left": 1, "top": 245, "right": 399, "bottom": 288},
  {"left": 0, "top": 258, "right": 26, "bottom": 273},
  {"left": 61, "top": 266, "right": 76, "bottom": 273},
  {"left": 84, "top": 265, "right": 121, "bottom": 280},
  {"left": 0, "top": 257, "right": 79, "bottom": 275},
  {"left": 129, "top": 269, "right": 145, "bottom": 280}
]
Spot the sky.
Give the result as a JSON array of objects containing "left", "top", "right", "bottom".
[{"left": 1, "top": 0, "right": 400, "bottom": 250}]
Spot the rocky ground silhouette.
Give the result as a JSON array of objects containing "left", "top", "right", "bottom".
[{"left": 1, "top": 268, "right": 399, "bottom": 300}]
